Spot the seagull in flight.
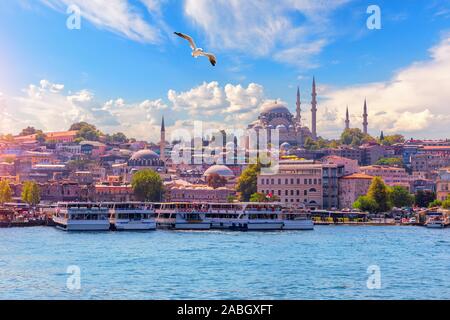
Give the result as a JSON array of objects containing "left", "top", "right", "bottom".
[{"left": 174, "top": 32, "right": 217, "bottom": 66}]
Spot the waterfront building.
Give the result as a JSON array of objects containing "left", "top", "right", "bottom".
[
  {"left": 321, "top": 155, "right": 359, "bottom": 175},
  {"left": 338, "top": 173, "right": 374, "bottom": 209},
  {"left": 93, "top": 184, "right": 135, "bottom": 202},
  {"left": 257, "top": 160, "right": 323, "bottom": 209},
  {"left": 322, "top": 164, "right": 345, "bottom": 210},
  {"left": 436, "top": 168, "right": 450, "bottom": 201},
  {"left": 359, "top": 165, "right": 411, "bottom": 190}
]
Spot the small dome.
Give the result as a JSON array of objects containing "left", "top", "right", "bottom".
[
  {"left": 261, "top": 102, "right": 290, "bottom": 114},
  {"left": 276, "top": 124, "right": 287, "bottom": 130},
  {"left": 130, "top": 149, "right": 160, "bottom": 161},
  {"left": 203, "top": 165, "right": 235, "bottom": 178}
]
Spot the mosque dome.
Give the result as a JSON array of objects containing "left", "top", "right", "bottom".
[
  {"left": 130, "top": 149, "right": 160, "bottom": 161},
  {"left": 203, "top": 165, "right": 235, "bottom": 178},
  {"left": 261, "top": 102, "right": 290, "bottom": 114},
  {"left": 128, "top": 149, "right": 164, "bottom": 167}
]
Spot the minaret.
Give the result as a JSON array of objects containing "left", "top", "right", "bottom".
[
  {"left": 345, "top": 106, "right": 350, "bottom": 130},
  {"left": 311, "top": 77, "right": 317, "bottom": 140},
  {"left": 363, "top": 99, "right": 368, "bottom": 135},
  {"left": 160, "top": 116, "right": 166, "bottom": 162},
  {"left": 295, "top": 86, "right": 302, "bottom": 127}
]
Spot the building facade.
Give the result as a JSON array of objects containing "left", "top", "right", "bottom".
[
  {"left": 359, "top": 165, "right": 411, "bottom": 190},
  {"left": 338, "top": 173, "right": 374, "bottom": 209},
  {"left": 436, "top": 168, "right": 450, "bottom": 201},
  {"left": 257, "top": 161, "right": 323, "bottom": 209}
]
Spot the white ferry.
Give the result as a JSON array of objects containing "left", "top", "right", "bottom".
[
  {"left": 155, "top": 202, "right": 211, "bottom": 230},
  {"left": 206, "top": 203, "right": 288, "bottom": 231},
  {"left": 53, "top": 202, "right": 110, "bottom": 231},
  {"left": 107, "top": 202, "right": 156, "bottom": 231},
  {"left": 425, "top": 212, "right": 446, "bottom": 229}
]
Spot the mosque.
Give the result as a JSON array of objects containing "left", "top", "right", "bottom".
[
  {"left": 246, "top": 77, "right": 369, "bottom": 147},
  {"left": 247, "top": 77, "right": 319, "bottom": 147}
]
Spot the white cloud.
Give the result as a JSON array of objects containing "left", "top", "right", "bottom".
[
  {"left": 168, "top": 81, "right": 267, "bottom": 125},
  {"left": 318, "top": 36, "right": 450, "bottom": 139},
  {"left": 40, "top": 0, "right": 162, "bottom": 43},
  {"left": 1, "top": 80, "right": 167, "bottom": 141},
  {"left": 1, "top": 80, "right": 275, "bottom": 141},
  {"left": 183, "top": 0, "right": 349, "bottom": 67}
]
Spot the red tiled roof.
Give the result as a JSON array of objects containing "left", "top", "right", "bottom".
[{"left": 341, "top": 173, "right": 374, "bottom": 180}]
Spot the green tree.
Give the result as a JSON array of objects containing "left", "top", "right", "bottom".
[
  {"left": 227, "top": 195, "right": 238, "bottom": 203},
  {"left": 341, "top": 128, "right": 376, "bottom": 147},
  {"left": 414, "top": 190, "right": 436, "bottom": 208},
  {"left": 353, "top": 195, "right": 378, "bottom": 213},
  {"left": 380, "top": 134, "right": 405, "bottom": 146},
  {"left": 70, "top": 122, "right": 102, "bottom": 141},
  {"left": 250, "top": 192, "right": 267, "bottom": 202},
  {"left": 303, "top": 137, "right": 317, "bottom": 150},
  {"left": 131, "top": 169, "right": 164, "bottom": 202},
  {"left": 236, "top": 162, "right": 262, "bottom": 201},
  {"left": 367, "top": 177, "right": 392, "bottom": 213},
  {"left": 0, "top": 180, "right": 13, "bottom": 204},
  {"left": 376, "top": 157, "right": 403, "bottom": 166},
  {"left": 429, "top": 199, "right": 442, "bottom": 208},
  {"left": 442, "top": 197, "right": 450, "bottom": 209},
  {"left": 21, "top": 181, "right": 41, "bottom": 206},
  {"left": 19, "top": 126, "right": 38, "bottom": 136},
  {"left": 206, "top": 173, "right": 227, "bottom": 189},
  {"left": 388, "top": 186, "right": 414, "bottom": 208}
]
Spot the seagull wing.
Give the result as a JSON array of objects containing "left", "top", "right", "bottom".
[
  {"left": 199, "top": 52, "right": 217, "bottom": 66},
  {"left": 174, "top": 32, "right": 197, "bottom": 50}
]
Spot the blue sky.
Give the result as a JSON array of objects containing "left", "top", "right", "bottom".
[{"left": 1, "top": 0, "right": 450, "bottom": 141}]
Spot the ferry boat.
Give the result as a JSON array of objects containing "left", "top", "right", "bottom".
[
  {"left": 53, "top": 202, "right": 110, "bottom": 231},
  {"left": 107, "top": 202, "right": 156, "bottom": 231},
  {"left": 206, "top": 203, "right": 289, "bottom": 231},
  {"left": 425, "top": 213, "right": 446, "bottom": 228},
  {"left": 155, "top": 202, "right": 211, "bottom": 230}
]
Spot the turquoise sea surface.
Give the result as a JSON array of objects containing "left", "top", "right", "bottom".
[{"left": 0, "top": 226, "right": 448, "bottom": 300}]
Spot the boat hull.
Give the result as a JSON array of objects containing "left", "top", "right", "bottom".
[
  {"left": 426, "top": 223, "right": 445, "bottom": 228},
  {"left": 282, "top": 220, "right": 314, "bottom": 230},
  {"left": 113, "top": 220, "right": 156, "bottom": 231},
  {"left": 156, "top": 219, "right": 211, "bottom": 230},
  {"left": 213, "top": 220, "right": 284, "bottom": 231},
  {"left": 53, "top": 217, "right": 110, "bottom": 231}
]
